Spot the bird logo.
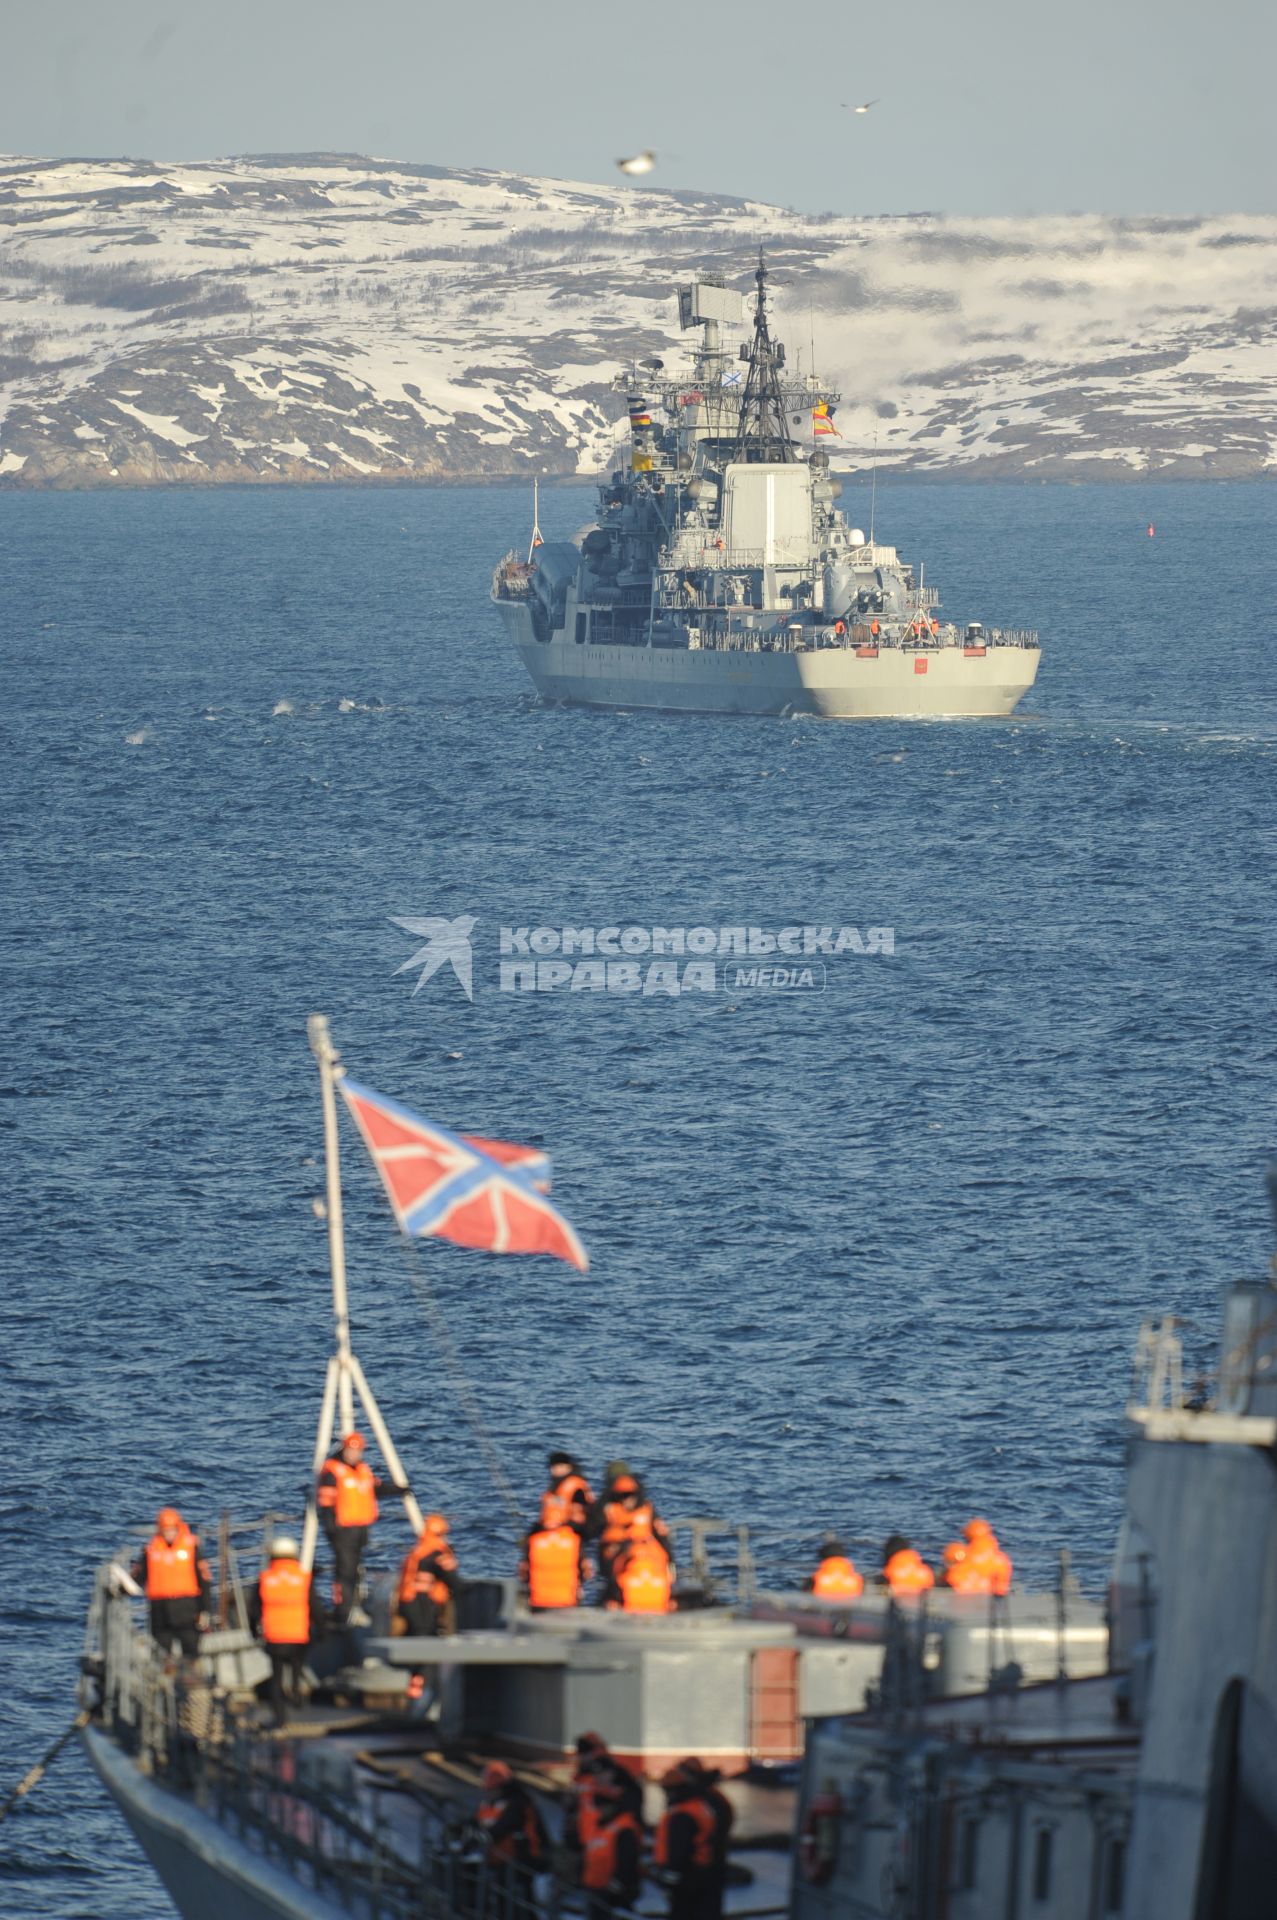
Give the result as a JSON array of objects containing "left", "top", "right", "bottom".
[
  {"left": 840, "top": 99, "right": 880, "bottom": 115},
  {"left": 616, "top": 150, "right": 657, "bottom": 176},
  {"left": 390, "top": 915, "right": 477, "bottom": 1001}
]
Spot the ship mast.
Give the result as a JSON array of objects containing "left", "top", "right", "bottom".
[
  {"left": 731, "top": 254, "right": 795, "bottom": 465},
  {"left": 300, "top": 1015, "right": 424, "bottom": 1573}
]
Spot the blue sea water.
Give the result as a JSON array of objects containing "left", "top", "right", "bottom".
[{"left": 1, "top": 478, "right": 1274, "bottom": 1915}]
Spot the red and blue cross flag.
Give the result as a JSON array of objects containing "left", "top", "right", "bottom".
[{"left": 338, "top": 1077, "right": 589, "bottom": 1271}]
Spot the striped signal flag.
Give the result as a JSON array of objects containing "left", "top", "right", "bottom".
[
  {"left": 812, "top": 402, "right": 839, "bottom": 438},
  {"left": 339, "top": 1078, "right": 589, "bottom": 1271}
]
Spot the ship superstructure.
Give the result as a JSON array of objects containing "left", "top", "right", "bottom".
[{"left": 492, "top": 261, "right": 1041, "bottom": 718}]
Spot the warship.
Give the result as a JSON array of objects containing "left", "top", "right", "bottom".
[
  {"left": 492, "top": 262, "right": 1041, "bottom": 719},
  {"left": 72, "top": 1027, "right": 1277, "bottom": 1919}
]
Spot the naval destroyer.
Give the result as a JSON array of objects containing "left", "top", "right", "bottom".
[
  {"left": 70, "top": 1025, "right": 1277, "bottom": 1918},
  {"left": 492, "top": 261, "right": 1040, "bottom": 719}
]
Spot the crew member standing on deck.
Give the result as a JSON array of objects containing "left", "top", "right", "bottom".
[
  {"left": 522, "top": 1495, "right": 587, "bottom": 1609},
  {"left": 591, "top": 1473, "right": 673, "bottom": 1601},
  {"left": 543, "top": 1451, "right": 594, "bottom": 1531},
  {"left": 250, "top": 1535, "right": 324, "bottom": 1726},
  {"left": 317, "top": 1432, "right": 381, "bottom": 1622},
  {"left": 806, "top": 1536, "right": 864, "bottom": 1601},
  {"left": 396, "top": 1512, "right": 460, "bottom": 1637},
  {"left": 581, "top": 1773, "right": 644, "bottom": 1920},
  {"left": 680, "top": 1760, "right": 734, "bottom": 1920},
  {"left": 878, "top": 1535, "right": 935, "bottom": 1596},
  {"left": 132, "top": 1507, "right": 212, "bottom": 1660},
  {"left": 476, "top": 1760, "right": 546, "bottom": 1910},
  {"left": 653, "top": 1762, "right": 719, "bottom": 1920}
]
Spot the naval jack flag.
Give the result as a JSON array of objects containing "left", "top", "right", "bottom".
[{"left": 339, "top": 1078, "right": 589, "bottom": 1271}]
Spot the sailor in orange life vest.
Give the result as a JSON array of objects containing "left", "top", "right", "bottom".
[
  {"left": 878, "top": 1534, "right": 936, "bottom": 1596},
  {"left": 679, "top": 1759, "right": 734, "bottom": 1920},
  {"left": 396, "top": 1512, "right": 461, "bottom": 1637},
  {"left": 588, "top": 1470, "right": 673, "bottom": 1603},
  {"left": 522, "top": 1494, "right": 588, "bottom": 1609},
  {"left": 475, "top": 1759, "right": 547, "bottom": 1903},
  {"left": 580, "top": 1768, "right": 644, "bottom": 1920},
  {"left": 317, "top": 1431, "right": 385, "bottom": 1623},
  {"left": 543, "top": 1450, "right": 594, "bottom": 1531},
  {"left": 653, "top": 1761, "right": 722, "bottom": 1920},
  {"left": 249, "top": 1535, "right": 324, "bottom": 1725},
  {"left": 130, "top": 1507, "right": 212, "bottom": 1659},
  {"left": 942, "top": 1517, "right": 1012, "bottom": 1595},
  {"left": 565, "top": 1732, "right": 644, "bottom": 1872},
  {"left": 611, "top": 1512, "right": 675, "bottom": 1613},
  {"left": 806, "top": 1535, "right": 864, "bottom": 1602}
]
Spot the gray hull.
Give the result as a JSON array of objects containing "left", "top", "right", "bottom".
[
  {"left": 498, "top": 606, "right": 1040, "bottom": 718},
  {"left": 83, "top": 1727, "right": 350, "bottom": 1920}
]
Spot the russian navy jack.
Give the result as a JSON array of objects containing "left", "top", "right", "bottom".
[{"left": 493, "top": 260, "right": 1041, "bottom": 719}]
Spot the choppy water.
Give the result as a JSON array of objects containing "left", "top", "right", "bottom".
[{"left": 1, "top": 479, "right": 1275, "bottom": 1915}]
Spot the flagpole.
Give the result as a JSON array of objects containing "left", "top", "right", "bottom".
[{"left": 309, "top": 1013, "right": 356, "bottom": 1437}]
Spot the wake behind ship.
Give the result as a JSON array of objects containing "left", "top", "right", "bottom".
[{"left": 492, "top": 261, "right": 1040, "bottom": 719}]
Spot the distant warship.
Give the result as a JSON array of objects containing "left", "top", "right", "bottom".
[{"left": 493, "top": 261, "right": 1040, "bottom": 718}]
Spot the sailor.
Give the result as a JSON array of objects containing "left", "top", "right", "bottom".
[
  {"left": 613, "top": 1514, "right": 675, "bottom": 1613},
  {"left": 396, "top": 1512, "right": 460, "bottom": 1637},
  {"left": 131, "top": 1507, "right": 212, "bottom": 1660},
  {"left": 543, "top": 1450, "right": 594, "bottom": 1531},
  {"left": 591, "top": 1471, "right": 673, "bottom": 1598},
  {"left": 680, "top": 1759, "right": 734, "bottom": 1920},
  {"left": 522, "top": 1495, "right": 586, "bottom": 1609},
  {"left": 806, "top": 1536, "right": 864, "bottom": 1601},
  {"left": 653, "top": 1762, "right": 719, "bottom": 1920},
  {"left": 567, "top": 1732, "right": 644, "bottom": 1868},
  {"left": 879, "top": 1535, "right": 935, "bottom": 1596},
  {"left": 961, "top": 1518, "right": 1012, "bottom": 1595},
  {"left": 250, "top": 1535, "right": 322, "bottom": 1726},
  {"left": 317, "top": 1432, "right": 381, "bottom": 1623},
  {"left": 476, "top": 1759, "right": 546, "bottom": 1907},
  {"left": 581, "top": 1772, "right": 644, "bottom": 1920}
]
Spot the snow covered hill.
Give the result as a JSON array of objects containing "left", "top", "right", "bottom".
[{"left": 1, "top": 153, "right": 1275, "bottom": 488}]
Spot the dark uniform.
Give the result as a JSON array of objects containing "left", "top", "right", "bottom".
[
  {"left": 131, "top": 1507, "right": 211, "bottom": 1660},
  {"left": 655, "top": 1765, "right": 719, "bottom": 1920}
]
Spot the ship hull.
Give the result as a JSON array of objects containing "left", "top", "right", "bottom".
[
  {"left": 497, "top": 604, "right": 1040, "bottom": 719},
  {"left": 83, "top": 1726, "right": 349, "bottom": 1920}
]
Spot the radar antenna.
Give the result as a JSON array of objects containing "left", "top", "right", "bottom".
[{"left": 732, "top": 254, "right": 796, "bottom": 465}]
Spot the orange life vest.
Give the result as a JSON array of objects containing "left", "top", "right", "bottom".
[
  {"left": 259, "top": 1559, "right": 312, "bottom": 1644},
  {"left": 812, "top": 1555, "right": 864, "bottom": 1601},
  {"left": 966, "top": 1540, "right": 1012, "bottom": 1595},
  {"left": 582, "top": 1811, "right": 643, "bottom": 1890},
  {"left": 654, "top": 1798, "right": 716, "bottom": 1872},
  {"left": 945, "top": 1557, "right": 994, "bottom": 1595},
  {"left": 884, "top": 1549, "right": 934, "bottom": 1595},
  {"left": 617, "top": 1539, "right": 673, "bottom": 1614},
  {"left": 527, "top": 1525, "right": 580, "bottom": 1608},
  {"left": 546, "top": 1469, "right": 592, "bottom": 1523},
  {"left": 327, "top": 1458, "right": 378, "bottom": 1527},
  {"left": 478, "top": 1791, "right": 543, "bottom": 1865},
  {"left": 145, "top": 1528, "right": 202, "bottom": 1600},
  {"left": 601, "top": 1498, "right": 656, "bottom": 1558},
  {"left": 399, "top": 1534, "right": 456, "bottom": 1607}
]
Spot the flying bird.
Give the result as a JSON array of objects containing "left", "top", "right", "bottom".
[
  {"left": 841, "top": 99, "right": 880, "bottom": 115},
  {"left": 616, "top": 150, "right": 657, "bottom": 176}
]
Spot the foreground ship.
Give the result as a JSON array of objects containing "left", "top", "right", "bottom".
[
  {"left": 78, "top": 1029, "right": 1276, "bottom": 1917},
  {"left": 492, "top": 262, "right": 1040, "bottom": 718}
]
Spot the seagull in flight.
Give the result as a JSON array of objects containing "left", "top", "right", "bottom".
[
  {"left": 841, "top": 99, "right": 880, "bottom": 115},
  {"left": 616, "top": 150, "right": 657, "bottom": 176}
]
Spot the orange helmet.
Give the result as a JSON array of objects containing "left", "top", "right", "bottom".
[
  {"left": 157, "top": 1507, "right": 182, "bottom": 1531},
  {"left": 611, "top": 1475, "right": 639, "bottom": 1496},
  {"left": 423, "top": 1512, "right": 449, "bottom": 1536},
  {"left": 942, "top": 1542, "right": 967, "bottom": 1568},
  {"left": 964, "top": 1517, "right": 993, "bottom": 1542},
  {"left": 483, "top": 1760, "right": 512, "bottom": 1789},
  {"left": 343, "top": 1432, "right": 365, "bottom": 1454}
]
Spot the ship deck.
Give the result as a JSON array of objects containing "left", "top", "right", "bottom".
[{"left": 909, "top": 1671, "right": 1140, "bottom": 1764}]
